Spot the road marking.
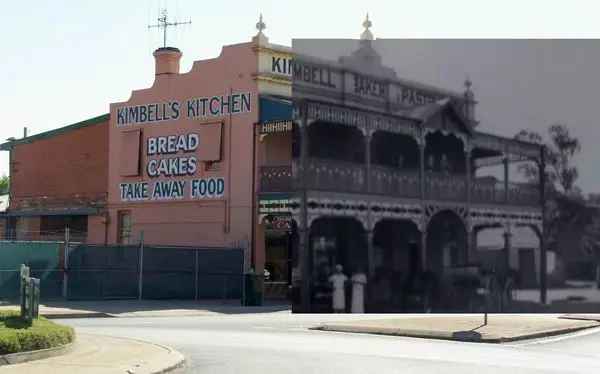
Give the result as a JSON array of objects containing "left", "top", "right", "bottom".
[{"left": 506, "top": 326, "right": 600, "bottom": 347}]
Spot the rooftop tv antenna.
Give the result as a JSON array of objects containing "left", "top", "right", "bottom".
[{"left": 148, "top": 9, "right": 192, "bottom": 48}]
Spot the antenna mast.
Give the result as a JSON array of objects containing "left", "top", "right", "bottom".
[{"left": 148, "top": 9, "right": 192, "bottom": 48}]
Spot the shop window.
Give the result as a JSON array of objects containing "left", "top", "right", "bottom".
[
  {"left": 120, "top": 130, "right": 141, "bottom": 176},
  {"left": 117, "top": 211, "right": 132, "bottom": 244}
]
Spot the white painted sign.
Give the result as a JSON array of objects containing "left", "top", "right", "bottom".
[
  {"left": 116, "top": 92, "right": 252, "bottom": 126},
  {"left": 119, "top": 177, "right": 225, "bottom": 201}
]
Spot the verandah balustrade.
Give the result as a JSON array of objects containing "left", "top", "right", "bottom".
[{"left": 260, "top": 159, "right": 540, "bottom": 207}]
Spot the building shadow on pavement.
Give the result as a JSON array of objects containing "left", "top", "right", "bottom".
[{"left": 2, "top": 299, "right": 291, "bottom": 318}]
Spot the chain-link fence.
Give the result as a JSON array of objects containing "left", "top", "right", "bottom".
[
  {"left": 66, "top": 244, "right": 244, "bottom": 301},
  {"left": 1, "top": 239, "right": 244, "bottom": 302},
  {"left": 0, "top": 241, "right": 65, "bottom": 302}
]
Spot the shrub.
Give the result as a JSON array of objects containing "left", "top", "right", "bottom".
[{"left": 0, "top": 310, "right": 74, "bottom": 355}]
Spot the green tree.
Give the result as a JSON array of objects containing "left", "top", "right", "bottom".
[
  {"left": 0, "top": 175, "right": 8, "bottom": 194},
  {"left": 515, "top": 123, "right": 581, "bottom": 196},
  {"left": 515, "top": 124, "right": 600, "bottom": 283}
]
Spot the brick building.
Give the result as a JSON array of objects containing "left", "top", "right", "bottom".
[
  {"left": 0, "top": 19, "right": 295, "bottom": 298},
  {"left": 0, "top": 115, "right": 109, "bottom": 242}
]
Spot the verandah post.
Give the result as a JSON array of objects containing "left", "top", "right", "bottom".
[{"left": 539, "top": 145, "right": 547, "bottom": 305}]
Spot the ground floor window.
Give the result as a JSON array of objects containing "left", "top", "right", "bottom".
[
  {"left": 40, "top": 215, "right": 87, "bottom": 241},
  {"left": 117, "top": 211, "right": 132, "bottom": 245}
]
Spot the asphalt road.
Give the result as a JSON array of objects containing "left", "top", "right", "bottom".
[{"left": 63, "top": 312, "right": 600, "bottom": 374}]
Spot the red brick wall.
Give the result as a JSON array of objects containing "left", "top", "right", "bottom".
[{"left": 10, "top": 119, "right": 109, "bottom": 209}]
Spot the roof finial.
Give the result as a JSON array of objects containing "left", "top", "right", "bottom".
[
  {"left": 360, "top": 13, "right": 374, "bottom": 41},
  {"left": 252, "top": 13, "right": 269, "bottom": 45},
  {"left": 256, "top": 13, "right": 266, "bottom": 34},
  {"left": 464, "top": 75, "right": 472, "bottom": 90},
  {"left": 464, "top": 75, "right": 474, "bottom": 99}
]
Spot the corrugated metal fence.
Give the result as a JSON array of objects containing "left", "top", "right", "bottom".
[{"left": 0, "top": 241, "right": 244, "bottom": 301}]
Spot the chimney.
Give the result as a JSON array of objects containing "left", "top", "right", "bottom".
[
  {"left": 23, "top": 127, "right": 28, "bottom": 138},
  {"left": 153, "top": 47, "right": 182, "bottom": 76}
]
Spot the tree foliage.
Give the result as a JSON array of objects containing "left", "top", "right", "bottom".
[
  {"left": 515, "top": 123, "right": 581, "bottom": 195},
  {"left": 0, "top": 175, "right": 8, "bottom": 195},
  {"left": 515, "top": 124, "right": 596, "bottom": 260}
]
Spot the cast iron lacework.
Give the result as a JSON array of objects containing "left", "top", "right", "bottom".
[{"left": 469, "top": 207, "right": 542, "bottom": 233}]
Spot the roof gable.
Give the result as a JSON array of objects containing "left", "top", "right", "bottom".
[{"left": 407, "top": 98, "right": 473, "bottom": 136}]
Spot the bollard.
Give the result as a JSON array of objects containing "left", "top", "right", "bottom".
[
  {"left": 18, "top": 265, "right": 40, "bottom": 323},
  {"left": 20, "top": 264, "right": 30, "bottom": 320},
  {"left": 31, "top": 278, "right": 40, "bottom": 320}
]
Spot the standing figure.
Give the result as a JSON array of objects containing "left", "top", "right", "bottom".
[
  {"left": 441, "top": 154, "right": 449, "bottom": 174},
  {"left": 351, "top": 269, "right": 368, "bottom": 313},
  {"left": 427, "top": 154, "right": 435, "bottom": 171},
  {"left": 329, "top": 264, "right": 348, "bottom": 313},
  {"left": 397, "top": 155, "right": 405, "bottom": 169}
]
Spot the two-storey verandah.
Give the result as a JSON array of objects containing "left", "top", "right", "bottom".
[{"left": 285, "top": 98, "right": 544, "bottom": 313}]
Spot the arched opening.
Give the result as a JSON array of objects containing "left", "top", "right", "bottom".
[
  {"left": 426, "top": 210, "right": 468, "bottom": 274},
  {"left": 371, "top": 219, "right": 421, "bottom": 312},
  {"left": 424, "top": 131, "right": 466, "bottom": 174},
  {"left": 471, "top": 223, "right": 505, "bottom": 273},
  {"left": 515, "top": 224, "right": 544, "bottom": 289},
  {"left": 425, "top": 210, "right": 469, "bottom": 310},
  {"left": 308, "top": 217, "right": 367, "bottom": 312},
  {"left": 307, "top": 122, "right": 365, "bottom": 163},
  {"left": 371, "top": 132, "right": 419, "bottom": 170}
]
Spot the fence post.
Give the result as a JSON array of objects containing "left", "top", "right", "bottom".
[
  {"left": 241, "top": 247, "right": 246, "bottom": 306},
  {"left": 62, "top": 227, "right": 70, "bottom": 299},
  {"left": 138, "top": 231, "right": 144, "bottom": 300},
  {"left": 194, "top": 249, "right": 199, "bottom": 301}
]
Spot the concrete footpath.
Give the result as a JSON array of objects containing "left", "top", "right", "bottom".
[
  {"left": 0, "top": 333, "right": 184, "bottom": 374},
  {"left": 313, "top": 314, "right": 600, "bottom": 343},
  {"left": 0, "top": 299, "right": 290, "bottom": 319}
]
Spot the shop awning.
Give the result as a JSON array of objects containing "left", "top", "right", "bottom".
[
  {"left": 3, "top": 207, "right": 101, "bottom": 217},
  {"left": 259, "top": 97, "right": 292, "bottom": 134}
]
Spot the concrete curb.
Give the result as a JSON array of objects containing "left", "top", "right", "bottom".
[
  {"left": 311, "top": 322, "right": 600, "bottom": 343},
  {"left": 88, "top": 333, "right": 186, "bottom": 374},
  {"left": 43, "top": 312, "right": 114, "bottom": 319},
  {"left": 138, "top": 340, "right": 185, "bottom": 374},
  {"left": 559, "top": 314, "right": 600, "bottom": 322},
  {"left": 0, "top": 342, "right": 74, "bottom": 366}
]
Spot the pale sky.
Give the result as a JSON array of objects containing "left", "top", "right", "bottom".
[{"left": 3, "top": 0, "right": 600, "bottom": 191}]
